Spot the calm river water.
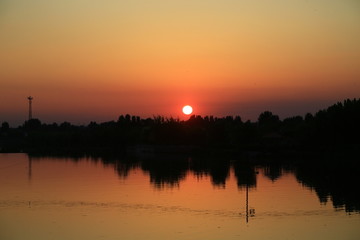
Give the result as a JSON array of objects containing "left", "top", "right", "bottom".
[{"left": 1, "top": 153, "right": 359, "bottom": 240}]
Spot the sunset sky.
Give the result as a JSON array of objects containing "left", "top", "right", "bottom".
[{"left": 1, "top": 0, "right": 359, "bottom": 126}]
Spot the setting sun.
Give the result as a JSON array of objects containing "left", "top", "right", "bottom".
[{"left": 182, "top": 105, "right": 193, "bottom": 115}]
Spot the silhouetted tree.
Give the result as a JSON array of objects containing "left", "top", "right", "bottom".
[
  {"left": 24, "top": 118, "right": 42, "bottom": 130},
  {"left": 2, "top": 98, "right": 360, "bottom": 154},
  {"left": 305, "top": 113, "right": 314, "bottom": 122},
  {"left": 258, "top": 111, "right": 280, "bottom": 126},
  {"left": 1, "top": 121, "right": 9, "bottom": 131},
  {"left": 59, "top": 121, "right": 72, "bottom": 130},
  {"left": 281, "top": 116, "right": 304, "bottom": 139},
  {"left": 88, "top": 121, "right": 98, "bottom": 128},
  {"left": 258, "top": 111, "right": 280, "bottom": 134}
]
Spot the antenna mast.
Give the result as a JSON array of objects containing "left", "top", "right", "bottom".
[{"left": 27, "top": 96, "right": 33, "bottom": 120}]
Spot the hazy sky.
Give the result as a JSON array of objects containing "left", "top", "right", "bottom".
[{"left": 1, "top": 0, "right": 359, "bottom": 126}]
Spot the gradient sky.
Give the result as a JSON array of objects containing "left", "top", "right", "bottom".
[{"left": 1, "top": 0, "right": 359, "bottom": 126}]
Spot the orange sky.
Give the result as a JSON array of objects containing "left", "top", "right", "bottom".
[{"left": 1, "top": 0, "right": 359, "bottom": 126}]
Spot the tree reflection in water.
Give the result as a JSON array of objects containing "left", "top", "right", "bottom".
[
  {"left": 295, "top": 156, "right": 360, "bottom": 213},
  {"left": 28, "top": 153, "right": 360, "bottom": 213}
]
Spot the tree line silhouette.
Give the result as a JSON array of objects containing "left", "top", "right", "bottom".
[{"left": 0, "top": 98, "right": 359, "bottom": 154}]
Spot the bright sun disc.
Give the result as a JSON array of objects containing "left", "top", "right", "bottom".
[{"left": 182, "top": 105, "right": 193, "bottom": 115}]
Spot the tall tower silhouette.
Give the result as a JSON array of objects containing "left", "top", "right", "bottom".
[{"left": 27, "top": 96, "right": 33, "bottom": 120}]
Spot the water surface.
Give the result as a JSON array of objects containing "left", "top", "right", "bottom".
[{"left": 1, "top": 154, "right": 359, "bottom": 240}]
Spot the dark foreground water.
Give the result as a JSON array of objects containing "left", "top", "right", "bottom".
[{"left": 0, "top": 153, "right": 359, "bottom": 240}]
